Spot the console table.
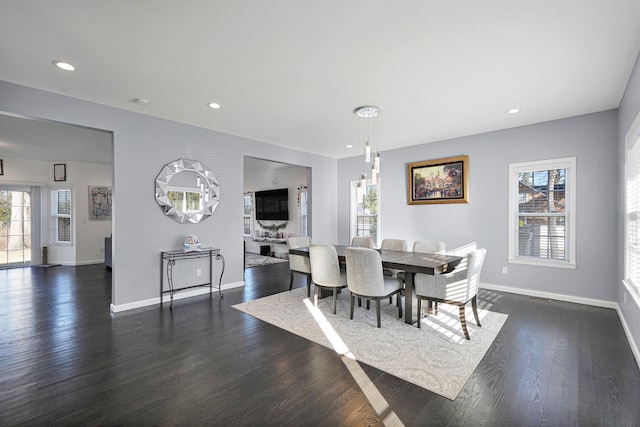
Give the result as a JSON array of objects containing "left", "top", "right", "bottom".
[{"left": 160, "top": 248, "right": 225, "bottom": 308}]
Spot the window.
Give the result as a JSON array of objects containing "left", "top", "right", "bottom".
[
  {"left": 298, "top": 185, "right": 308, "bottom": 237},
  {"left": 625, "top": 114, "right": 640, "bottom": 296},
  {"left": 350, "top": 179, "right": 378, "bottom": 244},
  {"left": 51, "top": 188, "right": 72, "bottom": 244},
  {"left": 508, "top": 157, "right": 576, "bottom": 268},
  {"left": 243, "top": 193, "right": 253, "bottom": 236}
]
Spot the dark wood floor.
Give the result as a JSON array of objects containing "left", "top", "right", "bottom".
[{"left": 1, "top": 264, "right": 639, "bottom": 426}]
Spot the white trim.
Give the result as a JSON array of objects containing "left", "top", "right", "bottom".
[
  {"left": 624, "top": 111, "right": 640, "bottom": 295},
  {"left": 508, "top": 258, "right": 577, "bottom": 269},
  {"left": 479, "top": 281, "right": 617, "bottom": 309},
  {"left": 109, "top": 280, "right": 244, "bottom": 313},
  {"left": 616, "top": 283, "right": 640, "bottom": 371},
  {"left": 508, "top": 157, "right": 576, "bottom": 266}
]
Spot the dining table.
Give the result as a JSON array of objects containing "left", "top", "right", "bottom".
[{"left": 288, "top": 245, "right": 463, "bottom": 324}]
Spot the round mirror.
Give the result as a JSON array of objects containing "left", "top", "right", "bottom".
[{"left": 155, "top": 159, "right": 220, "bottom": 223}]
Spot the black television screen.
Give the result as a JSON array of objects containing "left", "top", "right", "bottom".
[{"left": 255, "top": 188, "right": 289, "bottom": 220}]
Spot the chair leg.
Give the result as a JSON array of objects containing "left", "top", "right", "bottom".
[
  {"left": 289, "top": 271, "right": 294, "bottom": 291},
  {"left": 366, "top": 300, "right": 370, "bottom": 310},
  {"left": 332, "top": 288, "right": 338, "bottom": 314},
  {"left": 459, "top": 304, "right": 470, "bottom": 340},
  {"left": 306, "top": 273, "right": 312, "bottom": 297},
  {"left": 376, "top": 299, "right": 381, "bottom": 328},
  {"left": 472, "top": 296, "right": 481, "bottom": 327},
  {"left": 397, "top": 292, "right": 402, "bottom": 319},
  {"left": 358, "top": 297, "right": 361, "bottom": 307},
  {"left": 350, "top": 294, "right": 355, "bottom": 320},
  {"left": 417, "top": 297, "right": 422, "bottom": 328}
]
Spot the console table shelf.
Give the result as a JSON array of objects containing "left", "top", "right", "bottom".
[{"left": 160, "top": 248, "right": 224, "bottom": 308}]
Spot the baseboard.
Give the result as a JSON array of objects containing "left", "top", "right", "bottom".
[
  {"left": 479, "top": 282, "right": 617, "bottom": 309},
  {"left": 481, "top": 281, "right": 640, "bottom": 371},
  {"left": 109, "top": 280, "right": 245, "bottom": 313},
  {"left": 619, "top": 280, "right": 640, "bottom": 371}
]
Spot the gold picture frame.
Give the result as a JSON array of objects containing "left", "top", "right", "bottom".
[{"left": 407, "top": 155, "right": 469, "bottom": 205}]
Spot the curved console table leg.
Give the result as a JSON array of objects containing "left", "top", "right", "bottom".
[
  {"left": 167, "top": 259, "right": 176, "bottom": 309},
  {"left": 216, "top": 253, "right": 225, "bottom": 298}
]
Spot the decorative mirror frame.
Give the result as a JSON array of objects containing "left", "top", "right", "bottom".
[{"left": 155, "top": 158, "right": 220, "bottom": 223}]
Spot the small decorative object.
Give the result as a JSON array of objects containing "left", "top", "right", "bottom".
[
  {"left": 0, "top": 159, "right": 3, "bottom": 176},
  {"left": 183, "top": 235, "right": 202, "bottom": 252},
  {"left": 88, "top": 185, "right": 112, "bottom": 220},
  {"left": 407, "top": 155, "right": 469, "bottom": 205},
  {"left": 54, "top": 163, "right": 66, "bottom": 181},
  {"left": 257, "top": 220, "right": 287, "bottom": 236}
]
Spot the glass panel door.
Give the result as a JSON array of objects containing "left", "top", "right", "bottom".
[{"left": 0, "top": 188, "right": 31, "bottom": 267}]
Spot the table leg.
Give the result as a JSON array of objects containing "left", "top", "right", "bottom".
[
  {"left": 216, "top": 253, "right": 225, "bottom": 298},
  {"left": 404, "top": 271, "right": 416, "bottom": 324}
]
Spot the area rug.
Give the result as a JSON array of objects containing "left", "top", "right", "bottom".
[
  {"left": 244, "top": 253, "right": 289, "bottom": 268},
  {"left": 233, "top": 287, "right": 507, "bottom": 400}
]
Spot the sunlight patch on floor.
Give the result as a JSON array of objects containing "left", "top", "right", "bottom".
[{"left": 303, "top": 297, "right": 405, "bottom": 427}]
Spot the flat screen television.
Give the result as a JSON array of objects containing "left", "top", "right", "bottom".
[{"left": 255, "top": 188, "right": 289, "bottom": 220}]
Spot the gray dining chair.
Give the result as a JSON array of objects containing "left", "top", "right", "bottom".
[
  {"left": 309, "top": 244, "right": 347, "bottom": 314},
  {"left": 397, "top": 240, "right": 446, "bottom": 285},
  {"left": 351, "top": 236, "right": 375, "bottom": 248},
  {"left": 345, "top": 247, "right": 403, "bottom": 328},
  {"left": 414, "top": 248, "right": 486, "bottom": 339},
  {"left": 287, "top": 236, "right": 312, "bottom": 297},
  {"left": 381, "top": 239, "right": 408, "bottom": 284}
]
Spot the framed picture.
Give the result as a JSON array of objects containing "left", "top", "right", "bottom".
[
  {"left": 54, "top": 163, "right": 66, "bottom": 181},
  {"left": 0, "top": 159, "right": 3, "bottom": 176},
  {"left": 407, "top": 155, "right": 469, "bottom": 205},
  {"left": 88, "top": 185, "right": 112, "bottom": 220}
]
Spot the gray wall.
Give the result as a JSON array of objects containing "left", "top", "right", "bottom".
[
  {"left": 0, "top": 81, "right": 338, "bottom": 308},
  {"left": 618, "top": 51, "right": 640, "bottom": 352},
  {"left": 339, "top": 110, "right": 619, "bottom": 302}
]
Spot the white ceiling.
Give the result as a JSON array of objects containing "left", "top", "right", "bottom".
[{"left": 1, "top": 1, "right": 640, "bottom": 160}]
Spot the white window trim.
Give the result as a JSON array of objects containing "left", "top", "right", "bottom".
[
  {"left": 243, "top": 193, "right": 253, "bottom": 236},
  {"left": 50, "top": 185, "right": 73, "bottom": 246},
  {"left": 624, "top": 111, "right": 640, "bottom": 297},
  {"left": 508, "top": 157, "right": 576, "bottom": 268}
]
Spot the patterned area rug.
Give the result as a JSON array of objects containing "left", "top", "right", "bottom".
[
  {"left": 244, "top": 253, "right": 289, "bottom": 268},
  {"left": 233, "top": 287, "right": 507, "bottom": 400}
]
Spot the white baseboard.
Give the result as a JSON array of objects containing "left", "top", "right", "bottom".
[
  {"left": 110, "top": 280, "right": 245, "bottom": 313},
  {"left": 479, "top": 282, "right": 617, "bottom": 309},
  {"left": 480, "top": 281, "right": 640, "bottom": 371}
]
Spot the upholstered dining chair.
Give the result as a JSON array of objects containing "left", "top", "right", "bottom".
[
  {"left": 345, "top": 247, "right": 403, "bottom": 328},
  {"left": 381, "top": 238, "right": 408, "bottom": 279},
  {"left": 397, "top": 240, "right": 446, "bottom": 285},
  {"left": 351, "top": 236, "right": 375, "bottom": 248},
  {"left": 287, "top": 236, "right": 312, "bottom": 297},
  {"left": 309, "top": 244, "right": 347, "bottom": 314},
  {"left": 414, "top": 248, "right": 486, "bottom": 340}
]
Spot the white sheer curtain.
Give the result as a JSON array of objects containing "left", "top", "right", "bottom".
[{"left": 30, "top": 185, "right": 42, "bottom": 265}]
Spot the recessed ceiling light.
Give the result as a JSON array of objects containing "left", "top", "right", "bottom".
[
  {"left": 346, "top": 144, "right": 353, "bottom": 148},
  {"left": 207, "top": 102, "right": 221, "bottom": 109},
  {"left": 507, "top": 108, "right": 521, "bottom": 114},
  {"left": 133, "top": 98, "right": 151, "bottom": 106},
  {"left": 52, "top": 60, "right": 76, "bottom": 71}
]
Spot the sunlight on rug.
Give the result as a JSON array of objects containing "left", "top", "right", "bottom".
[{"left": 233, "top": 288, "right": 508, "bottom": 400}]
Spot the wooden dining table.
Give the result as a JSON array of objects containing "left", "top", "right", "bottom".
[{"left": 288, "top": 245, "right": 463, "bottom": 324}]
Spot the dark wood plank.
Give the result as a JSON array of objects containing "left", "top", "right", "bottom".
[{"left": 1, "top": 263, "right": 639, "bottom": 425}]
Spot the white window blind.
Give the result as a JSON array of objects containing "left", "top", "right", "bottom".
[
  {"left": 51, "top": 188, "right": 71, "bottom": 243},
  {"left": 625, "top": 114, "right": 640, "bottom": 295},
  {"left": 508, "top": 157, "right": 576, "bottom": 268}
]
